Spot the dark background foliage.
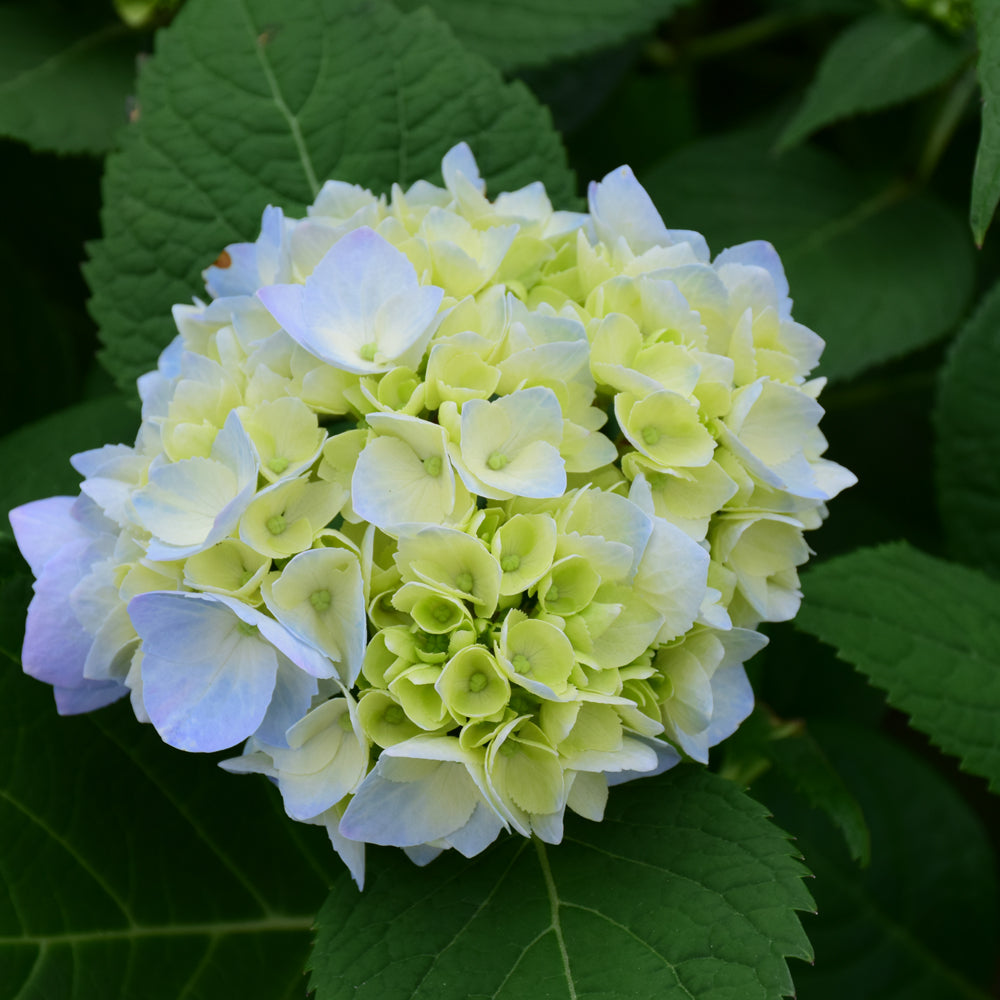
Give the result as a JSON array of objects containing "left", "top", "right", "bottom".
[{"left": 2, "top": 0, "right": 998, "bottom": 996}]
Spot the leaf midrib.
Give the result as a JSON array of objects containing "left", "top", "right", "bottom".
[{"left": 236, "top": 0, "right": 320, "bottom": 198}]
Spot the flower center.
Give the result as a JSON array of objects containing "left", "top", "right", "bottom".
[
  {"left": 512, "top": 653, "right": 532, "bottom": 675},
  {"left": 310, "top": 588, "right": 332, "bottom": 611}
]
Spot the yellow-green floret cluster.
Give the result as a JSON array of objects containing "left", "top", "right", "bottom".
[{"left": 10, "top": 144, "right": 854, "bottom": 886}]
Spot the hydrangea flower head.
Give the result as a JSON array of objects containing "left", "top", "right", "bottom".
[{"left": 9, "top": 142, "right": 854, "bottom": 888}]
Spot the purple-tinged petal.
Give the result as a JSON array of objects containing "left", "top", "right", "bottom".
[
  {"left": 129, "top": 591, "right": 280, "bottom": 753},
  {"left": 9, "top": 496, "right": 83, "bottom": 577}
]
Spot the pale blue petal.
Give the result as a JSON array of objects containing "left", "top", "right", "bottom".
[
  {"left": 605, "top": 738, "right": 681, "bottom": 786},
  {"left": 306, "top": 227, "right": 418, "bottom": 336},
  {"left": 588, "top": 165, "right": 670, "bottom": 253},
  {"left": 402, "top": 844, "right": 443, "bottom": 866},
  {"left": 254, "top": 655, "right": 319, "bottom": 748},
  {"left": 257, "top": 282, "right": 312, "bottom": 348},
  {"left": 441, "top": 141, "right": 485, "bottom": 195},
  {"left": 715, "top": 240, "right": 791, "bottom": 316},
  {"left": 444, "top": 801, "right": 505, "bottom": 858},
  {"left": 340, "top": 755, "right": 479, "bottom": 847},
  {"left": 22, "top": 540, "right": 95, "bottom": 689},
  {"left": 53, "top": 679, "right": 127, "bottom": 715},
  {"left": 374, "top": 284, "right": 443, "bottom": 363},
  {"left": 9, "top": 496, "right": 83, "bottom": 577},
  {"left": 130, "top": 592, "right": 279, "bottom": 752},
  {"left": 211, "top": 592, "right": 338, "bottom": 680},
  {"left": 702, "top": 665, "right": 755, "bottom": 749}
]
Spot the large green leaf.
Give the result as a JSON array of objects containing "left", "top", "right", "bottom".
[
  {"left": 308, "top": 767, "right": 813, "bottom": 999},
  {"left": 0, "top": 395, "right": 138, "bottom": 539},
  {"left": 758, "top": 723, "right": 998, "bottom": 1000},
  {"left": 778, "top": 11, "right": 971, "bottom": 151},
  {"left": 85, "top": 0, "right": 576, "bottom": 390},
  {"left": 0, "top": 6, "right": 139, "bottom": 154},
  {"left": 0, "top": 664, "right": 342, "bottom": 999},
  {"left": 391, "top": 0, "right": 695, "bottom": 72},
  {"left": 797, "top": 542, "right": 1000, "bottom": 792},
  {"left": 971, "top": 0, "right": 1000, "bottom": 244},
  {"left": 641, "top": 133, "right": 974, "bottom": 382},
  {"left": 935, "top": 279, "right": 1000, "bottom": 576}
]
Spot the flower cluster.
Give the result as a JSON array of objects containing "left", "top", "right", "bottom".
[{"left": 10, "top": 144, "right": 854, "bottom": 886}]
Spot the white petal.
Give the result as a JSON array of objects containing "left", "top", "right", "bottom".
[{"left": 588, "top": 165, "right": 670, "bottom": 253}]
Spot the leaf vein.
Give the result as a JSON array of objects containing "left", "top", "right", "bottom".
[
  {"left": 237, "top": 0, "right": 320, "bottom": 198},
  {"left": 0, "top": 786, "right": 133, "bottom": 924}
]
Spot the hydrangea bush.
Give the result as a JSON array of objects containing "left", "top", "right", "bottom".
[{"left": 10, "top": 143, "right": 852, "bottom": 887}]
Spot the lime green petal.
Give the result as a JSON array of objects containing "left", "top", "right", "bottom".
[
  {"left": 358, "top": 689, "right": 424, "bottom": 748},
  {"left": 435, "top": 646, "right": 510, "bottom": 721},
  {"left": 491, "top": 513, "right": 558, "bottom": 596}
]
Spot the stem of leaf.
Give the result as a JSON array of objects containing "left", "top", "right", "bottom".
[
  {"left": 915, "top": 64, "right": 978, "bottom": 186},
  {"left": 647, "top": 10, "right": 819, "bottom": 67}
]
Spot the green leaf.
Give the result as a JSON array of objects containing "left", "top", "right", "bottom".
[
  {"left": 757, "top": 722, "right": 998, "bottom": 1000},
  {"left": 641, "top": 132, "right": 974, "bottom": 381},
  {"left": 971, "top": 0, "right": 1000, "bottom": 244},
  {"left": 308, "top": 767, "right": 813, "bottom": 999},
  {"left": 766, "top": 729, "right": 871, "bottom": 867},
  {"left": 0, "top": 395, "right": 138, "bottom": 536},
  {"left": 0, "top": 7, "right": 139, "bottom": 154},
  {"left": 777, "top": 11, "right": 971, "bottom": 151},
  {"left": 935, "top": 279, "right": 1000, "bottom": 576},
  {"left": 390, "top": 0, "right": 695, "bottom": 72},
  {"left": 718, "top": 708, "right": 871, "bottom": 867},
  {"left": 86, "top": 0, "right": 576, "bottom": 391},
  {"left": 797, "top": 542, "right": 1000, "bottom": 792},
  {"left": 0, "top": 664, "right": 342, "bottom": 999}
]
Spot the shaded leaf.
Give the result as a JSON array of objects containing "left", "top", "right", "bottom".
[
  {"left": 0, "top": 395, "right": 138, "bottom": 535},
  {"left": 641, "top": 132, "right": 974, "bottom": 381},
  {"left": 778, "top": 11, "right": 970, "bottom": 151},
  {"left": 0, "top": 665, "right": 341, "bottom": 999},
  {"left": 758, "top": 722, "right": 998, "bottom": 1000},
  {"left": 719, "top": 708, "right": 871, "bottom": 866},
  {"left": 0, "top": 142, "right": 103, "bottom": 433},
  {"left": 797, "top": 542, "right": 1000, "bottom": 792},
  {"left": 0, "top": 7, "right": 139, "bottom": 154},
  {"left": 86, "top": 0, "right": 575, "bottom": 390},
  {"left": 309, "top": 767, "right": 813, "bottom": 999},
  {"left": 936, "top": 280, "right": 1000, "bottom": 576},
  {"left": 971, "top": 0, "right": 1000, "bottom": 244},
  {"left": 766, "top": 729, "right": 871, "bottom": 866},
  {"left": 392, "top": 0, "right": 695, "bottom": 73}
]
